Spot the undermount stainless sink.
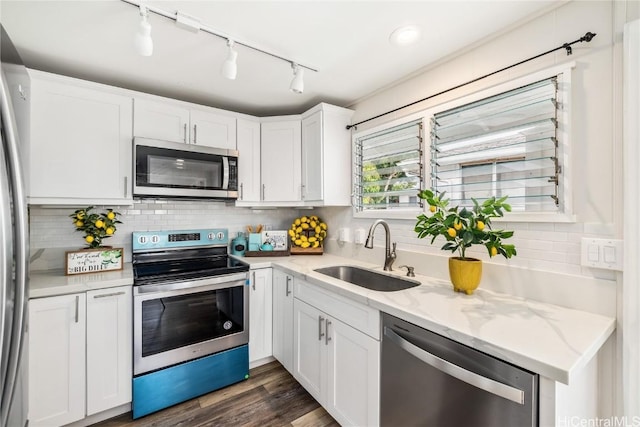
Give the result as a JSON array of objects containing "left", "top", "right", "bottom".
[{"left": 314, "top": 265, "right": 420, "bottom": 292}]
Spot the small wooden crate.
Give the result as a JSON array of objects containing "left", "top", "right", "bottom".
[{"left": 290, "top": 246, "right": 324, "bottom": 255}]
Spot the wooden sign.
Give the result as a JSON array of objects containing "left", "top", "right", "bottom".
[{"left": 65, "top": 248, "right": 124, "bottom": 276}]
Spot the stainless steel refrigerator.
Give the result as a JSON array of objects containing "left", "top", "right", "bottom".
[{"left": 0, "top": 24, "right": 30, "bottom": 427}]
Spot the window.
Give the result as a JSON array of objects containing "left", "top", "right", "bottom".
[
  {"left": 431, "top": 77, "right": 561, "bottom": 213},
  {"left": 354, "top": 119, "right": 424, "bottom": 213}
]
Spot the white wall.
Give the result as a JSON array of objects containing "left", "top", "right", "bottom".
[{"left": 28, "top": 201, "right": 299, "bottom": 270}]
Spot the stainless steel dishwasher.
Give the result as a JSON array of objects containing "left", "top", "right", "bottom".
[{"left": 381, "top": 313, "right": 538, "bottom": 426}]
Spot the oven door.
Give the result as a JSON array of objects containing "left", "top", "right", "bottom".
[
  {"left": 134, "top": 137, "right": 238, "bottom": 199},
  {"left": 133, "top": 272, "right": 248, "bottom": 375}
]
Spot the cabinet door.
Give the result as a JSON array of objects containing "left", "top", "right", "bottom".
[
  {"left": 133, "top": 98, "right": 189, "bottom": 143},
  {"left": 236, "top": 118, "right": 261, "bottom": 202},
  {"left": 86, "top": 286, "right": 132, "bottom": 415},
  {"left": 30, "top": 78, "right": 133, "bottom": 204},
  {"left": 293, "top": 298, "right": 326, "bottom": 404},
  {"left": 28, "top": 294, "right": 86, "bottom": 427},
  {"left": 326, "top": 317, "right": 380, "bottom": 427},
  {"left": 249, "top": 268, "right": 273, "bottom": 364},
  {"left": 301, "top": 110, "right": 323, "bottom": 201},
  {"left": 190, "top": 109, "right": 237, "bottom": 149},
  {"left": 261, "top": 120, "right": 301, "bottom": 201},
  {"left": 272, "top": 269, "right": 294, "bottom": 372}
]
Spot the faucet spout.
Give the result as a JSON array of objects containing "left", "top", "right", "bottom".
[{"left": 364, "top": 219, "right": 396, "bottom": 271}]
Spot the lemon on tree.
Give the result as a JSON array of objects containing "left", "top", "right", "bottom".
[
  {"left": 70, "top": 206, "right": 123, "bottom": 248},
  {"left": 290, "top": 214, "right": 327, "bottom": 249}
]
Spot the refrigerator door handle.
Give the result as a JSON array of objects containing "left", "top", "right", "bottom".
[
  {"left": 0, "top": 71, "right": 30, "bottom": 427},
  {"left": 383, "top": 326, "right": 525, "bottom": 405}
]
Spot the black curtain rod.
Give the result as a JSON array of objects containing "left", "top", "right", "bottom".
[{"left": 346, "top": 31, "right": 597, "bottom": 130}]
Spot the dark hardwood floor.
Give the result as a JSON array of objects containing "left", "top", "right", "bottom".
[{"left": 94, "top": 361, "right": 339, "bottom": 427}]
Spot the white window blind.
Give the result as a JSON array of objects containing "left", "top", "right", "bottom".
[
  {"left": 431, "top": 77, "right": 560, "bottom": 212},
  {"left": 354, "top": 119, "right": 423, "bottom": 212}
]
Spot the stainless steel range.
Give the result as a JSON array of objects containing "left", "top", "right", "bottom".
[{"left": 131, "top": 229, "right": 249, "bottom": 419}]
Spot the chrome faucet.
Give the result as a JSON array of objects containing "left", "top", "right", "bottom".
[{"left": 364, "top": 219, "right": 397, "bottom": 271}]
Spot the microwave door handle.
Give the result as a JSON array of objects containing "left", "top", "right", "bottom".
[{"left": 222, "top": 156, "right": 229, "bottom": 190}]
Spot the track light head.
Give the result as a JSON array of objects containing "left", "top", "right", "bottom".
[
  {"left": 221, "top": 40, "right": 238, "bottom": 80},
  {"left": 134, "top": 5, "right": 153, "bottom": 56},
  {"left": 290, "top": 63, "right": 304, "bottom": 94}
]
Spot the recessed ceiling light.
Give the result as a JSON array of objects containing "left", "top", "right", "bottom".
[{"left": 389, "top": 25, "right": 421, "bottom": 46}]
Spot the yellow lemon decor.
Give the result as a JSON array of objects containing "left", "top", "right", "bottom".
[
  {"left": 70, "top": 206, "right": 122, "bottom": 249},
  {"left": 414, "top": 190, "right": 517, "bottom": 294},
  {"left": 289, "top": 214, "right": 327, "bottom": 254}
]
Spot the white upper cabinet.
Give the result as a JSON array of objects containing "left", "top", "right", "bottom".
[
  {"left": 29, "top": 72, "right": 133, "bottom": 205},
  {"left": 190, "top": 108, "right": 237, "bottom": 149},
  {"left": 301, "top": 103, "right": 354, "bottom": 206},
  {"left": 236, "top": 118, "right": 261, "bottom": 202},
  {"left": 134, "top": 98, "right": 237, "bottom": 149},
  {"left": 260, "top": 119, "right": 302, "bottom": 202},
  {"left": 133, "top": 98, "right": 190, "bottom": 143}
]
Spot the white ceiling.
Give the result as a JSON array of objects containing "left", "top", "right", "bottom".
[{"left": 0, "top": 0, "right": 564, "bottom": 116}]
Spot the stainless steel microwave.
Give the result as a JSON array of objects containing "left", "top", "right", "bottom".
[{"left": 134, "top": 137, "right": 238, "bottom": 199}]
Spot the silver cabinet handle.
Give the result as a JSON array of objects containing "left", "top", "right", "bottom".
[
  {"left": 183, "top": 123, "right": 187, "bottom": 143},
  {"left": 193, "top": 124, "right": 197, "bottom": 144},
  {"left": 285, "top": 276, "right": 292, "bottom": 296},
  {"left": 301, "top": 183, "right": 305, "bottom": 200},
  {"left": 124, "top": 176, "right": 128, "bottom": 198},
  {"left": 93, "top": 291, "right": 126, "bottom": 299},
  {"left": 75, "top": 295, "right": 79, "bottom": 323},
  {"left": 240, "top": 183, "right": 244, "bottom": 200},
  {"left": 325, "top": 319, "right": 331, "bottom": 345},
  {"left": 383, "top": 327, "right": 525, "bottom": 405},
  {"left": 318, "top": 315, "right": 325, "bottom": 341},
  {"left": 262, "top": 184, "right": 265, "bottom": 200},
  {"left": 252, "top": 271, "right": 256, "bottom": 290}
]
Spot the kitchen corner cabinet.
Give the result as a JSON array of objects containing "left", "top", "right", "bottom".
[
  {"left": 260, "top": 119, "right": 302, "bottom": 202},
  {"left": 28, "top": 286, "right": 132, "bottom": 426},
  {"left": 249, "top": 268, "right": 273, "bottom": 365},
  {"left": 236, "top": 118, "right": 261, "bottom": 202},
  {"left": 293, "top": 280, "right": 380, "bottom": 426},
  {"left": 301, "top": 104, "right": 354, "bottom": 205},
  {"left": 29, "top": 72, "right": 133, "bottom": 205},
  {"left": 272, "top": 269, "right": 294, "bottom": 372},
  {"left": 134, "top": 98, "right": 237, "bottom": 149}
]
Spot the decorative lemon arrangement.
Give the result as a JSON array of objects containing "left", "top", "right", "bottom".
[
  {"left": 70, "top": 206, "right": 122, "bottom": 249},
  {"left": 288, "top": 215, "right": 327, "bottom": 253},
  {"left": 415, "top": 189, "right": 516, "bottom": 294}
]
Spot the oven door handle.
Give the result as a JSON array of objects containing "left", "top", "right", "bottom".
[{"left": 134, "top": 272, "right": 248, "bottom": 296}]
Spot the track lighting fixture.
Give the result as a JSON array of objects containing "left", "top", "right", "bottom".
[
  {"left": 134, "top": 5, "right": 153, "bottom": 56},
  {"left": 221, "top": 40, "right": 238, "bottom": 80},
  {"left": 290, "top": 63, "right": 304, "bottom": 94},
  {"left": 123, "top": 0, "right": 317, "bottom": 91}
]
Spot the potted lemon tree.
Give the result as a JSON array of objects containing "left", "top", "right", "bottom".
[{"left": 415, "top": 189, "right": 516, "bottom": 294}]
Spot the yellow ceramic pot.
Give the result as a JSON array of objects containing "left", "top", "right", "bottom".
[{"left": 448, "top": 257, "right": 483, "bottom": 295}]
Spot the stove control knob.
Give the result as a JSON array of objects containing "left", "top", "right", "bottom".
[
  {"left": 138, "top": 236, "right": 148, "bottom": 245},
  {"left": 207, "top": 233, "right": 214, "bottom": 240},
  {"left": 151, "top": 235, "right": 160, "bottom": 244},
  {"left": 216, "top": 232, "right": 224, "bottom": 241}
]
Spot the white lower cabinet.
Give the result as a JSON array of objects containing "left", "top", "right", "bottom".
[
  {"left": 28, "top": 293, "right": 86, "bottom": 427},
  {"left": 86, "top": 287, "right": 133, "bottom": 415},
  {"left": 272, "top": 269, "right": 294, "bottom": 373},
  {"left": 293, "top": 280, "right": 380, "bottom": 426},
  {"left": 28, "top": 286, "right": 132, "bottom": 426},
  {"left": 249, "top": 268, "right": 273, "bottom": 365}
]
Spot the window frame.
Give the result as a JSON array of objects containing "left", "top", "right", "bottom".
[
  {"left": 352, "top": 111, "right": 428, "bottom": 219},
  {"left": 352, "top": 62, "right": 576, "bottom": 222}
]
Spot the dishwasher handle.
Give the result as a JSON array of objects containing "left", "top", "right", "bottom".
[{"left": 383, "top": 326, "right": 525, "bottom": 405}]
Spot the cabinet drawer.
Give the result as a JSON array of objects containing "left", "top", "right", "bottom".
[{"left": 294, "top": 279, "right": 379, "bottom": 340}]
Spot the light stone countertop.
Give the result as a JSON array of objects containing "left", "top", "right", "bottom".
[
  {"left": 236, "top": 253, "right": 615, "bottom": 385},
  {"left": 29, "top": 263, "right": 134, "bottom": 299}
]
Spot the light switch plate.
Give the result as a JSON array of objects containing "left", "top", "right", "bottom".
[{"left": 581, "top": 238, "right": 623, "bottom": 271}]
